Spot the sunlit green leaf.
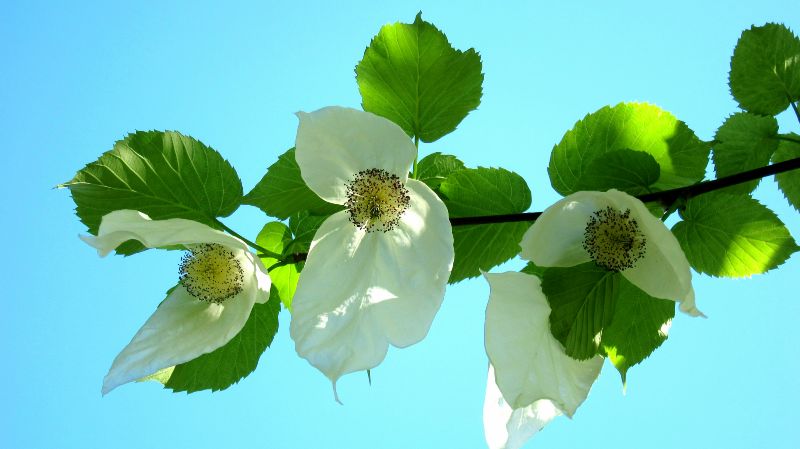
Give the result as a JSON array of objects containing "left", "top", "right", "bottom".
[
  {"left": 286, "top": 211, "right": 330, "bottom": 256},
  {"left": 137, "top": 366, "right": 175, "bottom": 385},
  {"left": 576, "top": 149, "right": 661, "bottom": 195},
  {"left": 439, "top": 167, "right": 532, "bottom": 283},
  {"left": 772, "top": 134, "right": 800, "bottom": 212},
  {"left": 540, "top": 263, "right": 618, "bottom": 360},
  {"left": 601, "top": 278, "right": 674, "bottom": 384},
  {"left": 729, "top": 23, "right": 800, "bottom": 115},
  {"left": 672, "top": 192, "right": 798, "bottom": 277},
  {"left": 356, "top": 12, "right": 483, "bottom": 142},
  {"left": 549, "top": 103, "right": 710, "bottom": 195},
  {"left": 540, "top": 262, "right": 676, "bottom": 376},
  {"left": 256, "top": 222, "right": 299, "bottom": 309},
  {"left": 61, "top": 130, "right": 242, "bottom": 255},
  {"left": 243, "top": 148, "right": 342, "bottom": 220},
  {"left": 416, "top": 152, "right": 466, "bottom": 190},
  {"left": 162, "top": 288, "right": 281, "bottom": 393},
  {"left": 712, "top": 112, "right": 779, "bottom": 194}
]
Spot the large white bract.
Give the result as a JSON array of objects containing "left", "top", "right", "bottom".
[
  {"left": 81, "top": 210, "right": 272, "bottom": 394},
  {"left": 290, "top": 106, "right": 454, "bottom": 398},
  {"left": 520, "top": 189, "right": 703, "bottom": 316},
  {"left": 483, "top": 271, "right": 603, "bottom": 449}
]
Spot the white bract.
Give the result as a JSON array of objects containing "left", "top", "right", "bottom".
[
  {"left": 290, "top": 106, "right": 454, "bottom": 398},
  {"left": 484, "top": 367, "right": 561, "bottom": 449},
  {"left": 520, "top": 189, "right": 703, "bottom": 316},
  {"left": 81, "top": 210, "right": 271, "bottom": 394},
  {"left": 483, "top": 271, "right": 603, "bottom": 449}
]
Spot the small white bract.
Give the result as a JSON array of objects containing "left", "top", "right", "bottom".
[
  {"left": 483, "top": 272, "right": 603, "bottom": 449},
  {"left": 81, "top": 210, "right": 271, "bottom": 394},
  {"left": 520, "top": 189, "right": 703, "bottom": 316},
  {"left": 290, "top": 106, "right": 454, "bottom": 400}
]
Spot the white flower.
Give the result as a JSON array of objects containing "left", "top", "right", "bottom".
[
  {"left": 520, "top": 189, "right": 703, "bottom": 317},
  {"left": 81, "top": 210, "right": 271, "bottom": 394},
  {"left": 289, "top": 106, "right": 454, "bottom": 397},
  {"left": 483, "top": 271, "right": 603, "bottom": 449}
]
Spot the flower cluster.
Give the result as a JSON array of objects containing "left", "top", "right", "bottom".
[{"left": 81, "top": 108, "right": 700, "bottom": 449}]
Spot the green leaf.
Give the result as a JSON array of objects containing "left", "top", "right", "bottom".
[
  {"left": 253, "top": 212, "right": 334, "bottom": 310},
  {"left": 286, "top": 211, "right": 330, "bottom": 256},
  {"left": 712, "top": 112, "right": 779, "bottom": 194},
  {"left": 416, "top": 152, "right": 466, "bottom": 190},
  {"left": 356, "top": 12, "right": 483, "bottom": 143},
  {"left": 162, "top": 289, "right": 281, "bottom": 393},
  {"left": 729, "top": 23, "right": 800, "bottom": 115},
  {"left": 540, "top": 263, "right": 675, "bottom": 376},
  {"left": 672, "top": 192, "right": 798, "bottom": 277},
  {"left": 520, "top": 261, "right": 546, "bottom": 279},
  {"left": 645, "top": 201, "right": 666, "bottom": 219},
  {"left": 772, "top": 134, "right": 800, "bottom": 212},
  {"left": 243, "top": 148, "right": 342, "bottom": 220},
  {"left": 439, "top": 167, "right": 532, "bottom": 283},
  {"left": 548, "top": 103, "right": 710, "bottom": 195},
  {"left": 447, "top": 223, "right": 532, "bottom": 283},
  {"left": 137, "top": 366, "right": 175, "bottom": 385},
  {"left": 600, "top": 278, "right": 675, "bottom": 384},
  {"left": 61, "top": 131, "right": 243, "bottom": 254},
  {"left": 256, "top": 222, "right": 300, "bottom": 309},
  {"left": 575, "top": 149, "right": 661, "bottom": 195},
  {"left": 540, "top": 263, "right": 618, "bottom": 360}
]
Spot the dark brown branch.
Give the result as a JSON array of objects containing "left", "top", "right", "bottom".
[
  {"left": 275, "top": 157, "right": 800, "bottom": 263},
  {"left": 450, "top": 211, "right": 543, "bottom": 226},
  {"left": 637, "top": 156, "right": 800, "bottom": 206},
  {"left": 451, "top": 156, "right": 800, "bottom": 226}
]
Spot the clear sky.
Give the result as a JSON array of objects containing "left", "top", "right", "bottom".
[{"left": 2, "top": 1, "right": 798, "bottom": 448}]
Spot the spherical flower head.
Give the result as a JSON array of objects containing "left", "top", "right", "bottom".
[
  {"left": 80, "top": 210, "right": 271, "bottom": 394},
  {"left": 345, "top": 168, "right": 411, "bottom": 232},
  {"left": 519, "top": 189, "right": 703, "bottom": 317},
  {"left": 289, "top": 106, "right": 454, "bottom": 399}
]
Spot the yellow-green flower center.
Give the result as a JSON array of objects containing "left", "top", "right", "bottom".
[
  {"left": 179, "top": 244, "right": 244, "bottom": 303},
  {"left": 345, "top": 168, "right": 410, "bottom": 232},
  {"left": 582, "top": 207, "right": 647, "bottom": 271}
]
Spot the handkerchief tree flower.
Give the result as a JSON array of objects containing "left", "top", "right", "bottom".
[
  {"left": 81, "top": 210, "right": 272, "bottom": 394},
  {"left": 289, "top": 106, "right": 454, "bottom": 397},
  {"left": 481, "top": 189, "right": 708, "bottom": 448},
  {"left": 520, "top": 189, "right": 703, "bottom": 316}
]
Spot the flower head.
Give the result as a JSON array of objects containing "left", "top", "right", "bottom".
[
  {"left": 81, "top": 210, "right": 271, "bottom": 394},
  {"left": 289, "top": 107, "right": 454, "bottom": 398},
  {"left": 520, "top": 189, "right": 702, "bottom": 316},
  {"left": 483, "top": 271, "right": 603, "bottom": 449}
]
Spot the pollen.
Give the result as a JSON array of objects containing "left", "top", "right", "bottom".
[
  {"left": 179, "top": 244, "right": 244, "bottom": 303},
  {"left": 345, "top": 168, "right": 411, "bottom": 232},
  {"left": 582, "top": 207, "right": 647, "bottom": 272}
]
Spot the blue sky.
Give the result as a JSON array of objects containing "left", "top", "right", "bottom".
[{"left": 2, "top": 1, "right": 798, "bottom": 448}]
